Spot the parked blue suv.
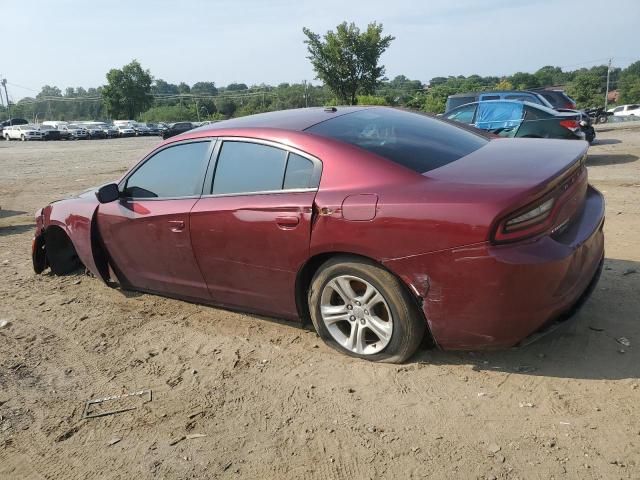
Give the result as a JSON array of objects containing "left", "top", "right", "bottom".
[{"left": 445, "top": 91, "right": 553, "bottom": 113}]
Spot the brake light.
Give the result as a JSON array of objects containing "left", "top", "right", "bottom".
[
  {"left": 564, "top": 102, "right": 577, "bottom": 109},
  {"left": 559, "top": 119, "right": 579, "bottom": 130},
  {"left": 493, "top": 195, "right": 556, "bottom": 243}
]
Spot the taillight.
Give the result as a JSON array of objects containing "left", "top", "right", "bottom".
[
  {"left": 492, "top": 157, "right": 587, "bottom": 244},
  {"left": 559, "top": 119, "right": 579, "bottom": 130},
  {"left": 493, "top": 196, "right": 556, "bottom": 243}
]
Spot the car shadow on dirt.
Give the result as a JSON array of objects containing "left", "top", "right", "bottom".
[
  {"left": 0, "top": 209, "right": 27, "bottom": 219},
  {"left": 593, "top": 138, "right": 622, "bottom": 146},
  {"left": 586, "top": 153, "right": 638, "bottom": 166},
  {"left": 0, "top": 223, "right": 34, "bottom": 237},
  {"left": 414, "top": 258, "right": 640, "bottom": 381}
]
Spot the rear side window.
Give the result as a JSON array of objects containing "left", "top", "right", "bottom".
[
  {"left": 505, "top": 94, "right": 532, "bottom": 102},
  {"left": 307, "top": 108, "right": 488, "bottom": 173},
  {"left": 124, "top": 141, "right": 210, "bottom": 198},
  {"left": 212, "top": 142, "right": 319, "bottom": 194},
  {"left": 283, "top": 153, "right": 315, "bottom": 189},
  {"left": 213, "top": 142, "right": 287, "bottom": 194},
  {"left": 524, "top": 106, "right": 550, "bottom": 120},
  {"left": 444, "top": 103, "right": 477, "bottom": 124}
]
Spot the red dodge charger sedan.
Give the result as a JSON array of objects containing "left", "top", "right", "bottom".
[{"left": 33, "top": 107, "right": 605, "bottom": 362}]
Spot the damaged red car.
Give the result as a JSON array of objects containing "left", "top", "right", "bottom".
[{"left": 32, "top": 107, "right": 605, "bottom": 363}]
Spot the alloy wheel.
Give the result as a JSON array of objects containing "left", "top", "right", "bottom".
[{"left": 320, "top": 275, "right": 393, "bottom": 355}]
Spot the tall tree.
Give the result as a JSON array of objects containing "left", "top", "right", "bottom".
[
  {"left": 619, "top": 60, "right": 640, "bottom": 103},
  {"left": 102, "top": 60, "right": 153, "bottom": 119},
  {"left": 303, "top": 22, "right": 394, "bottom": 105},
  {"left": 36, "top": 85, "right": 62, "bottom": 98},
  {"left": 191, "top": 82, "right": 218, "bottom": 96}
]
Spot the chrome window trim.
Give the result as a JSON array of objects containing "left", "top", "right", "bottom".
[
  {"left": 200, "top": 188, "right": 317, "bottom": 199},
  {"left": 206, "top": 136, "right": 323, "bottom": 197},
  {"left": 120, "top": 195, "right": 202, "bottom": 202}
]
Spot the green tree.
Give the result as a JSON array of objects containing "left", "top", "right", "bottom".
[
  {"left": 303, "top": 22, "right": 394, "bottom": 105},
  {"left": 152, "top": 79, "right": 179, "bottom": 95},
  {"left": 217, "top": 97, "right": 237, "bottom": 117},
  {"left": 620, "top": 78, "right": 640, "bottom": 103},
  {"left": 494, "top": 79, "right": 513, "bottom": 90},
  {"left": 534, "top": 66, "right": 565, "bottom": 87},
  {"left": 619, "top": 61, "right": 640, "bottom": 103},
  {"left": 191, "top": 82, "right": 218, "bottom": 96},
  {"left": 36, "top": 85, "right": 62, "bottom": 98},
  {"left": 508, "top": 72, "right": 540, "bottom": 90},
  {"left": 356, "top": 94, "right": 388, "bottom": 105},
  {"left": 102, "top": 60, "right": 153, "bottom": 119},
  {"left": 226, "top": 83, "right": 248, "bottom": 91},
  {"left": 177, "top": 82, "right": 191, "bottom": 94},
  {"left": 566, "top": 73, "right": 602, "bottom": 107}
]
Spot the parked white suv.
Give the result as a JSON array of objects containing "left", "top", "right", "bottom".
[
  {"left": 609, "top": 104, "right": 640, "bottom": 116},
  {"left": 4, "top": 124, "right": 45, "bottom": 141}
]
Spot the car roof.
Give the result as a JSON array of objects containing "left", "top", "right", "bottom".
[
  {"left": 448, "top": 90, "right": 542, "bottom": 98},
  {"left": 451, "top": 100, "right": 581, "bottom": 119},
  {"left": 195, "top": 106, "right": 370, "bottom": 133}
]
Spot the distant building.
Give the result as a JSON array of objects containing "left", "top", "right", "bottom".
[{"left": 607, "top": 90, "right": 620, "bottom": 102}]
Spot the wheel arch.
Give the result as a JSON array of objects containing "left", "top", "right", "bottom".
[
  {"left": 37, "top": 206, "right": 111, "bottom": 281},
  {"left": 42, "top": 224, "right": 83, "bottom": 274},
  {"left": 294, "top": 251, "right": 434, "bottom": 345}
]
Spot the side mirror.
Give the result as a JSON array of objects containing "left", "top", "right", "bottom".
[{"left": 96, "top": 183, "right": 120, "bottom": 203}]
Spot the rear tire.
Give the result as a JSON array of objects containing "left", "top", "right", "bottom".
[{"left": 308, "top": 256, "right": 425, "bottom": 363}]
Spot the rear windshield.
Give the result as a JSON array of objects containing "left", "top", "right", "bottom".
[{"left": 306, "top": 108, "right": 488, "bottom": 173}]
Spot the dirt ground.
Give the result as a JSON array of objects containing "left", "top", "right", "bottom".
[{"left": 0, "top": 129, "right": 639, "bottom": 480}]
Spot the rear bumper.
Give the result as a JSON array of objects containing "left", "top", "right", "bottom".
[{"left": 385, "top": 185, "right": 605, "bottom": 350}]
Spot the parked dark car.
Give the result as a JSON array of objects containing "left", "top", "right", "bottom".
[
  {"left": 133, "top": 123, "right": 152, "bottom": 136},
  {"left": 443, "top": 100, "right": 587, "bottom": 140},
  {"left": 1, "top": 117, "right": 29, "bottom": 127},
  {"left": 445, "top": 91, "right": 553, "bottom": 112},
  {"left": 531, "top": 89, "right": 577, "bottom": 110},
  {"left": 100, "top": 124, "right": 119, "bottom": 138},
  {"left": 38, "top": 124, "right": 62, "bottom": 140},
  {"left": 32, "top": 106, "right": 604, "bottom": 363},
  {"left": 86, "top": 126, "right": 108, "bottom": 139},
  {"left": 161, "top": 122, "right": 194, "bottom": 139},
  {"left": 584, "top": 106, "right": 612, "bottom": 124},
  {"left": 145, "top": 123, "right": 161, "bottom": 135}
]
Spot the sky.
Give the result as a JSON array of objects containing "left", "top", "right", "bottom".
[{"left": 1, "top": 0, "right": 638, "bottom": 101}]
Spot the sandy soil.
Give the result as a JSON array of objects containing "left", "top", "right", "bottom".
[{"left": 0, "top": 131, "right": 638, "bottom": 479}]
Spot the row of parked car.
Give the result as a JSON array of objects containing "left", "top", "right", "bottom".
[
  {"left": 0, "top": 119, "right": 207, "bottom": 141},
  {"left": 442, "top": 89, "right": 601, "bottom": 143}
]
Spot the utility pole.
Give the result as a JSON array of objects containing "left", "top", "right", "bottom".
[
  {"left": 604, "top": 58, "right": 612, "bottom": 111},
  {"left": 303, "top": 80, "right": 309, "bottom": 108},
  {"left": 1, "top": 78, "right": 10, "bottom": 117}
]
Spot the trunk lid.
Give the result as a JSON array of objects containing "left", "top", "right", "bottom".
[
  {"left": 426, "top": 137, "right": 587, "bottom": 192},
  {"left": 424, "top": 138, "right": 589, "bottom": 241}
]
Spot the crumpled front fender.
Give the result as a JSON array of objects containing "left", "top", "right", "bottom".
[{"left": 38, "top": 196, "right": 109, "bottom": 282}]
